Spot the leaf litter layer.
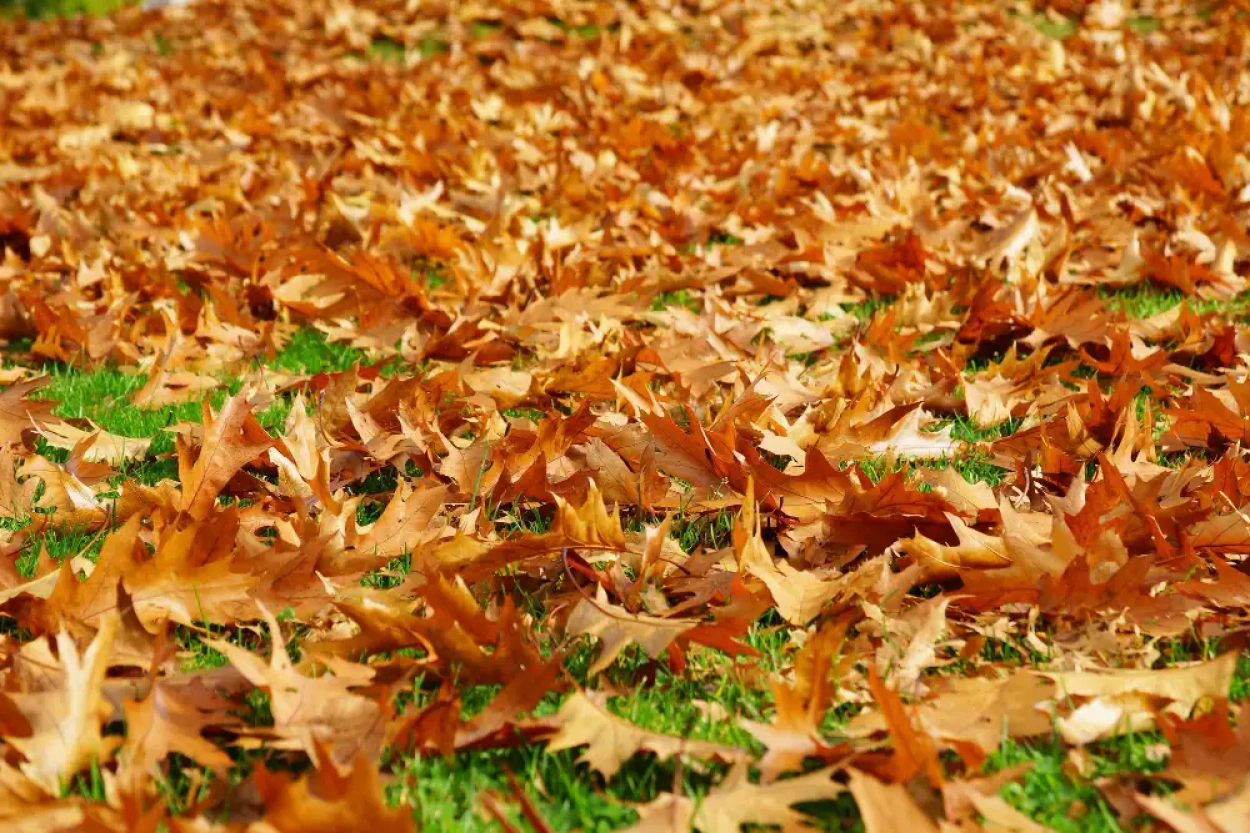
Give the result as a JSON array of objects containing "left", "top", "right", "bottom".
[{"left": 0, "top": 0, "right": 1249, "bottom": 830}]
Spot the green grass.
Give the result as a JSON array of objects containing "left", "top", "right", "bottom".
[
  {"left": 1098, "top": 284, "right": 1250, "bottom": 320},
  {"left": 367, "top": 35, "right": 451, "bottom": 62},
  {"left": 265, "top": 328, "right": 370, "bottom": 375},
  {"left": 856, "top": 450, "right": 1007, "bottom": 487},
  {"left": 841, "top": 295, "right": 896, "bottom": 320},
  {"left": 988, "top": 739, "right": 1123, "bottom": 833},
  {"left": 37, "top": 366, "right": 221, "bottom": 455},
  {"left": 0, "top": 0, "right": 128, "bottom": 19},
  {"left": 1126, "top": 16, "right": 1160, "bottom": 34},
  {"left": 13, "top": 522, "right": 107, "bottom": 576},
  {"left": 16, "top": 329, "right": 370, "bottom": 463},
  {"left": 650, "top": 289, "right": 701, "bottom": 313},
  {"left": 1013, "top": 10, "right": 1079, "bottom": 40},
  {"left": 934, "top": 414, "right": 1024, "bottom": 444}
]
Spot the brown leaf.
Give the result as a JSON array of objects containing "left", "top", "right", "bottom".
[
  {"left": 692, "top": 762, "right": 843, "bottom": 833},
  {"left": 8, "top": 613, "right": 119, "bottom": 793},
  {"left": 251, "top": 744, "right": 416, "bottom": 833},
  {"left": 545, "top": 691, "right": 745, "bottom": 778},
  {"left": 565, "top": 586, "right": 696, "bottom": 675},
  {"left": 0, "top": 378, "right": 57, "bottom": 447},
  {"left": 207, "top": 605, "right": 383, "bottom": 770},
  {"left": 118, "top": 678, "right": 234, "bottom": 784},
  {"left": 847, "top": 769, "right": 940, "bottom": 833},
  {"left": 176, "top": 389, "right": 276, "bottom": 520}
]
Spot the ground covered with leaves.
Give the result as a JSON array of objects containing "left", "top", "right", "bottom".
[{"left": 0, "top": 0, "right": 1249, "bottom": 830}]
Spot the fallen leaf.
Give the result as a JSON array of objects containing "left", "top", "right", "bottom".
[{"left": 545, "top": 691, "right": 744, "bottom": 778}]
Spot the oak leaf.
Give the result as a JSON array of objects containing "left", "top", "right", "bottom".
[
  {"left": 0, "top": 378, "right": 56, "bottom": 446},
  {"left": 847, "top": 769, "right": 940, "bottom": 833},
  {"left": 694, "top": 763, "right": 842, "bottom": 833},
  {"left": 176, "top": 389, "right": 276, "bottom": 520},
  {"left": 207, "top": 605, "right": 383, "bottom": 770},
  {"left": 34, "top": 420, "right": 151, "bottom": 466},
  {"left": 545, "top": 691, "right": 745, "bottom": 778},
  {"left": 250, "top": 743, "right": 416, "bottom": 833},
  {"left": 565, "top": 586, "right": 696, "bottom": 675},
  {"left": 118, "top": 677, "right": 234, "bottom": 784},
  {"left": 7, "top": 613, "right": 119, "bottom": 793}
]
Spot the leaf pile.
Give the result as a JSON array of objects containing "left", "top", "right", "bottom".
[{"left": 0, "top": 0, "right": 1249, "bottom": 830}]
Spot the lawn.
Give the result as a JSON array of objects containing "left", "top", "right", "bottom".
[{"left": 0, "top": 0, "right": 1247, "bottom": 831}]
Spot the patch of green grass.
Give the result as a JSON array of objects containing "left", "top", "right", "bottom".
[
  {"left": 360, "top": 553, "right": 413, "bottom": 590},
  {"left": 368, "top": 36, "right": 408, "bottom": 62},
  {"left": 651, "top": 289, "right": 701, "bottom": 313},
  {"left": 233, "top": 688, "right": 275, "bottom": 727},
  {"left": 357, "top": 35, "right": 449, "bottom": 63},
  {"left": 502, "top": 407, "right": 546, "bottom": 422},
  {"left": 938, "top": 414, "right": 1024, "bottom": 444},
  {"left": 545, "top": 16, "right": 601, "bottom": 39},
  {"left": 671, "top": 508, "right": 735, "bottom": 553},
  {"left": 419, "top": 36, "right": 451, "bottom": 58},
  {"left": 988, "top": 739, "right": 1122, "bottom": 832},
  {"left": 841, "top": 295, "right": 896, "bottom": 320},
  {"left": 0, "top": 0, "right": 128, "bottom": 19},
  {"left": 1098, "top": 284, "right": 1185, "bottom": 318},
  {"left": 978, "top": 634, "right": 1050, "bottom": 667},
  {"left": 856, "top": 451, "right": 1007, "bottom": 487},
  {"left": 469, "top": 20, "right": 503, "bottom": 38},
  {"left": 393, "top": 632, "right": 791, "bottom": 833},
  {"left": 16, "top": 523, "right": 108, "bottom": 576},
  {"left": 492, "top": 500, "right": 552, "bottom": 536},
  {"left": 61, "top": 757, "right": 108, "bottom": 802},
  {"left": 1233, "top": 653, "right": 1250, "bottom": 702},
  {"left": 397, "top": 747, "right": 637, "bottom": 833},
  {"left": 1097, "top": 284, "right": 1250, "bottom": 321},
  {"left": 267, "top": 328, "right": 368, "bottom": 375},
  {"left": 1013, "top": 9, "right": 1079, "bottom": 40},
  {"left": 36, "top": 366, "right": 222, "bottom": 456},
  {"left": 1126, "top": 16, "right": 1160, "bottom": 34},
  {"left": 176, "top": 625, "right": 231, "bottom": 671},
  {"left": 422, "top": 267, "right": 450, "bottom": 290}
]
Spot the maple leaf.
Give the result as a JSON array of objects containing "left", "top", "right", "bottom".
[
  {"left": 43, "top": 511, "right": 262, "bottom": 633},
  {"left": 737, "top": 499, "right": 848, "bottom": 624},
  {"left": 871, "top": 596, "right": 951, "bottom": 692},
  {"left": 545, "top": 691, "right": 745, "bottom": 778},
  {"left": 621, "top": 765, "right": 843, "bottom": 833},
  {"left": 36, "top": 514, "right": 141, "bottom": 634},
  {"left": 848, "top": 672, "right": 1056, "bottom": 764},
  {"left": 864, "top": 408, "right": 961, "bottom": 460},
  {"left": 342, "top": 480, "right": 449, "bottom": 564},
  {"left": 1137, "top": 783, "right": 1250, "bottom": 833},
  {"left": 864, "top": 666, "right": 944, "bottom": 787}
]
